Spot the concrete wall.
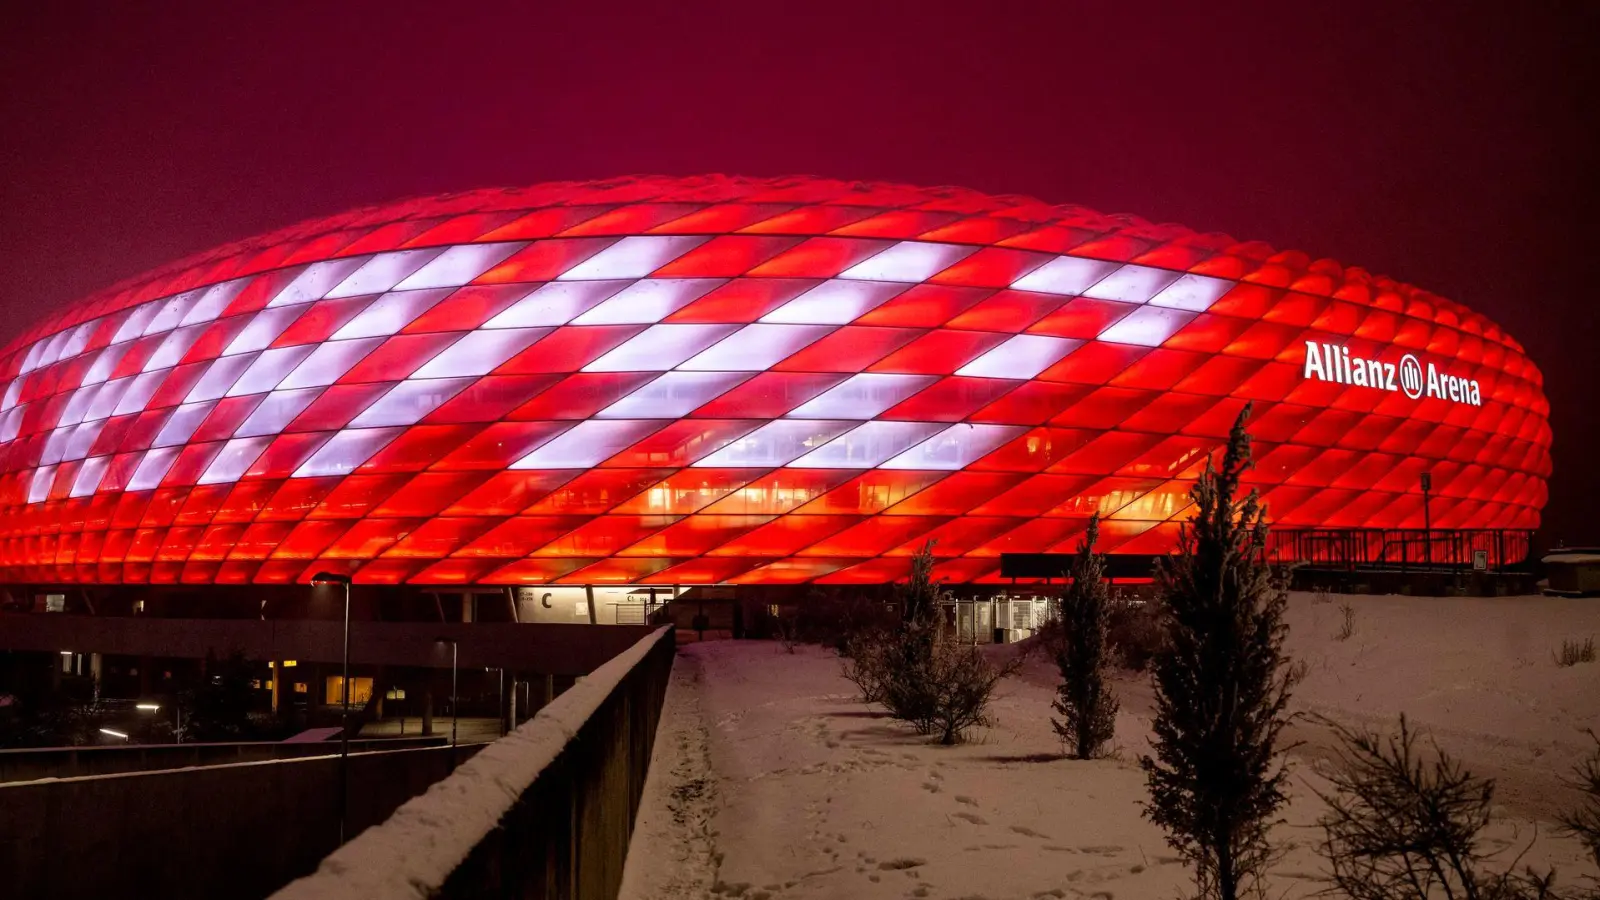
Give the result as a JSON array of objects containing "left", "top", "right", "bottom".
[{"left": 0, "top": 742, "right": 481, "bottom": 900}]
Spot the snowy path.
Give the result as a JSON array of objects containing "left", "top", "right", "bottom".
[{"left": 621, "top": 594, "right": 1600, "bottom": 900}]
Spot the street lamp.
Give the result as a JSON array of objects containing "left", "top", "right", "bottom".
[
  {"left": 435, "top": 637, "right": 458, "bottom": 755},
  {"left": 311, "top": 571, "right": 353, "bottom": 844}
]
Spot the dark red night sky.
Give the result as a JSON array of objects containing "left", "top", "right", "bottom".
[{"left": 1, "top": 2, "right": 1594, "bottom": 548}]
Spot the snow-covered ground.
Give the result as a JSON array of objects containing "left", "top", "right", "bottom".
[{"left": 620, "top": 593, "right": 1600, "bottom": 900}]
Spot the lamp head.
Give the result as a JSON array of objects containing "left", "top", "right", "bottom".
[{"left": 311, "top": 572, "right": 352, "bottom": 586}]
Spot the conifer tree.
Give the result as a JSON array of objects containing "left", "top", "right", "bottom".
[
  {"left": 1051, "top": 513, "right": 1119, "bottom": 759},
  {"left": 1140, "top": 403, "right": 1300, "bottom": 900}
]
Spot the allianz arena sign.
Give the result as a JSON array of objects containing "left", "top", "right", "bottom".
[{"left": 1301, "top": 341, "right": 1483, "bottom": 406}]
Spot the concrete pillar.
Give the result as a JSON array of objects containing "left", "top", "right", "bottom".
[
  {"left": 584, "top": 585, "right": 597, "bottom": 625},
  {"left": 422, "top": 690, "right": 434, "bottom": 736},
  {"left": 270, "top": 660, "right": 282, "bottom": 714},
  {"left": 508, "top": 676, "right": 519, "bottom": 730},
  {"left": 89, "top": 653, "right": 103, "bottom": 698},
  {"left": 461, "top": 592, "right": 474, "bottom": 623}
]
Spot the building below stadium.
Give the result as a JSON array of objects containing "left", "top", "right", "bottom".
[{"left": 0, "top": 175, "right": 1551, "bottom": 622}]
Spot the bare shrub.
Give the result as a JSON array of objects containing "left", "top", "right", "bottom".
[
  {"left": 1554, "top": 637, "right": 1596, "bottom": 668},
  {"left": 1337, "top": 599, "right": 1356, "bottom": 641},
  {"left": 1314, "top": 714, "right": 1559, "bottom": 900},
  {"left": 1559, "top": 730, "right": 1600, "bottom": 881},
  {"left": 776, "top": 608, "right": 800, "bottom": 653},
  {"left": 1051, "top": 513, "right": 1119, "bottom": 759},
  {"left": 844, "top": 543, "right": 1020, "bottom": 744}
]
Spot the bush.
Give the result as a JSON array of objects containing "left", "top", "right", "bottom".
[
  {"left": 1051, "top": 513, "right": 1119, "bottom": 759},
  {"left": 1559, "top": 730, "right": 1600, "bottom": 879},
  {"left": 1554, "top": 637, "right": 1596, "bottom": 668},
  {"left": 1336, "top": 599, "right": 1356, "bottom": 641},
  {"left": 1314, "top": 714, "right": 1559, "bottom": 900},
  {"left": 843, "top": 544, "right": 1020, "bottom": 744}
]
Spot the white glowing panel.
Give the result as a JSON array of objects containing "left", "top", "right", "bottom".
[
  {"left": 392, "top": 242, "right": 526, "bottom": 291},
  {"left": 596, "top": 371, "right": 750, "bottom": 419},
  {"left": 224, "top": 306, "right": 308, "bottom": 356},
  {"left": 86, "top": 377, "right": 134, "bottom": 422},
  {"left": 787, "top": 373, "right": 937, "bottom": 419},
  {"left": 112, "top": 370, "right": 171, "bottom": 416},
  {"left": 1080, "top": 264, "right": 1184, "bottom": 304},
  {"left": 955, "top": 334, "right": 1082, "bottom": 380},
  {"left": 692, "top": 419, "right": 855, "bottom": 468},
  {"left": 81, "top": 343, "right": 131, "bottom": 386},
  {"left": 226, "top": 345, "right": 317, "bottom": 397},
  {"left": 19, "top": 340, "right": 47, "bottom": 375},
  {"left": 58, "top": 320, "right": 97, "bottom": 361},
  {"left": 56, "top": 385, "right": 99, "bottom": 428},
  {"left": 185, "top": 353, "right": 261, "bottom": 403},
  {"left": 235, "top": 388, "right": 322, "bottom": 438},
  {"left": 676, "top": 323, "right": 832, "bottom": 372},
  {"left": 268, "top": 257, "right": 370, "bottom": 308},
  {"left": 348, "top": 378, "right": 473, "bottom": 428},
  {"left": 111, "top": 303, "right": 161, "bottom": 345},
  {"left": 153, "top": 401, "right": 217, "bottom": 448},
  {"left": 127, "top": 447, "right": 180, "bottom": 491},
  {"left": 571, "top": 279, "right": 724, "bottom": 325},
  {"left": 325, "top": 249, "right": 443, "bottom": 299},
  {"left": 759, "top": 280, "right": 906, "bottom": 325},
  {"left": 197, "top": 436, "right": 272, "bottom": 485},
  {"left": 40, "top": 428, "right": 73, "bottom": 467},
  {"left": 180, "top": 279, "right": 248, "bottom": 326},
  {"left": 789, "top": 420, "right": 947, "bottom": 468},
  {"left": 838, "top": 241, "right": 976, "bottom": 283},
  {"left": 0, "top": 407, "right": 20, "bottom": 443},
  {"left": 331, "top": 288, "right": 451, "bottom": 339},
  {"left": 583, "top": 324, "right": 740, "bottom": 372},
  {"left": 1097, "top": 306, "right": 1197, "bottom": 347},
  {"left": 1, "top": 378, "right": 22, "bottom": 411},
  {"left": 482, "top": 281, "right": 629, "bottom": 328},
  {"left": 40, "top": 330, "right": 72, "bottom": 366},
  {"left": 28, "top": 465, "right": 57, "bottom": 504},
  {"left": 63, "top": 420, "right": 106, "bottom": 461},
  {"left": 292, "top": 427, "right": 404, "bottom": 478},
  {"left": 509, "top": 420, "right": 663, "bottom": 469},
  {"left": 556, "top": 235, "right": 707, "bottom": 281},
  {"left": 277, "top": 338, "right": 383, "bottom": 389},
  {"left": 1148, "top": 273, "right": 1233, "bottom": 312},
  {"left": 409, "top": 328, "right": 546, "bottom": 379},
  {"left": 1010, "top": 256, "right": 1120, "bottom": 296},
  {"left": 141, "top": 323, "right": 207, "bottom": 372},
  {"left": 881, "top": 423, "right": 1027, "bottom": 470},
  {"left": 70, "top": 455, "right": 110, "bottom": 498},
  {"left": 143, "top": 290, "right": 203, "bottom": 336}
]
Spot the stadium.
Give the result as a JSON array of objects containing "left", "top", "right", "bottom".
[{"left": 0, "top": 175, "right": 1551, "bottom": 606}]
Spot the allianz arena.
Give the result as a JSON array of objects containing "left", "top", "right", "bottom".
[{"left": 0, "top": 176, "right": 1551, "bottom": 587}]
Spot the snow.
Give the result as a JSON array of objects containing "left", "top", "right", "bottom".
[
  {"left": 620, "top": 594, "right": 1600, "bottom": 899},
  {"left": 270, "top": 625, "right": 673, "bottom": 900}
]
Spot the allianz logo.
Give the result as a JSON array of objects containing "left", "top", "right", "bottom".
[{"left": 1302, "top": 341, "right": 1483, "bottom": 406}]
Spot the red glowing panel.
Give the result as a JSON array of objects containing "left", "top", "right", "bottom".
[{"left": 0, "top": 177, "right": 1549, "bottom": 584}]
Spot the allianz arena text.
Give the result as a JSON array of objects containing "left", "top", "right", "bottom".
[{"left": 0, "top": 176, "right": 1551, "bottom": 586}]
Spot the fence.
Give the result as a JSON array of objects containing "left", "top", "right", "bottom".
[
  {"left": 1268, "top": 528, "right": 1534, "bottom": 571},
  {"left": 0, "top": 735, "right": 448, "bottom": 784},
  {"left": 271, "top": 624, "right": 676, "bottom": 900},
  {"left": 0, "top": 742, "right": 480, "bottom": 900}
]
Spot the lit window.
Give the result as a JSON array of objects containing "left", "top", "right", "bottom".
[
  {"left": 955, "top": 334, "right": 1082, "bottom": 380},
  {"left": 789, "top": 420, "right": 947, "bottom": 468},
  {"left": 692, "top": 419, "right": 855, "bottom": 468},
  {"left": 837, "top": 241, "right": 976, "bottom": 283},
  {"left": 1010, "top": 256, "right": 1119, "bottom": 296}
]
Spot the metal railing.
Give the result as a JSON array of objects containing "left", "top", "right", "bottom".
[
  {"left": 1267, "top": 528, "right": 1534, "bottom": 572},
  {"left": 271, "top": 625, "right": 675, "bottom": 900}
]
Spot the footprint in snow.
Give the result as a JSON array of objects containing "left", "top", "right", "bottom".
[
  {"left": 953, "top": 811, "right": 988, "bottom": 825},
  {"left": 1009, "top": 825, "right": 1049, "bottom": 839}
]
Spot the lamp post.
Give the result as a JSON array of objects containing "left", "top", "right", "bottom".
[
  {"left": 436, "top": 637, "right": 459, "bottom": 756},
  {"left": 1420, "top": 471, "right": 1433, "bottom": 567},
  {"left": 311, "top": 571, "right": 353, "bottom": 844}
]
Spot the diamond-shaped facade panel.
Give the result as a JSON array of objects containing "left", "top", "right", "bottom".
[{"left": 0, "top": 176, "right": 1551, "bottom": 585}]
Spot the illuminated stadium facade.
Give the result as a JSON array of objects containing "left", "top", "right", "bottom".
[{"left": 0, "top": 176, "right": 1551, "bottom": 588}]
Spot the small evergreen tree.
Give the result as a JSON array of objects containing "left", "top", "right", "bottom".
[
  {"left": 1051, "top": 513, "right": 1119, "bottom": 759},
  {"left": 1141, "top": 404, "right": 1300, "bottom": 900}
]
